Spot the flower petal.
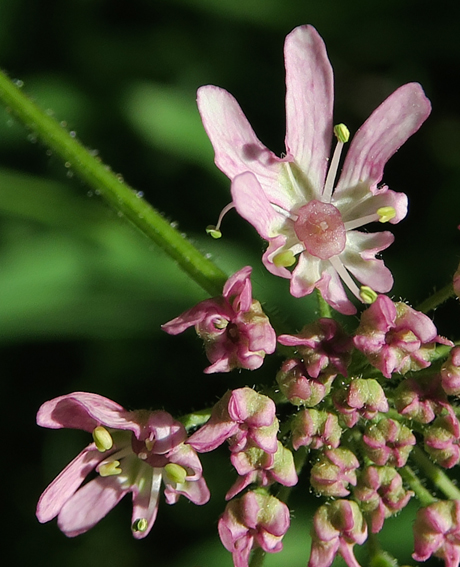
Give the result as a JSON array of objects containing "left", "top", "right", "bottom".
[
  {"left": 337, "top": 83, "right": 431, "bottom": 192},
  {"left": 36, "top": 445, "right": 105, "bottom": 523},
  {"left": 284, "top": 25, "right": 333, "bottom": 190},
  {"left": 197, "top": 86, "right": 288, "bottom": 208},
  {"left": 231, "top": 172, "right": 286, "bottom": 239},
  {"left": 57, "top": 475, "right": 127, "bottom": 537},
  {"left": 37, "top": 392, "right": 139, "bottom": 434},
  {"left": 223, "top": 266, "right": 253, "bottom": 312},
  {"left": 131, "top": 468, "right": 161, "bottom": 539},
  {"left": 342, "top": 231, "right": 395, "bottom": 292}
]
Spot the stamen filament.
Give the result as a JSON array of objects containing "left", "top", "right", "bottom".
[
  {"left": 322, "top": 141, "right": 344, "bottom": 204},
  {"left": 206, "top": 202, "right": 235, "bottom": 238},
  {"left": 344, "top": 214, "right": 380, "bottom": 231},
  {"left": 329, "top": 255, "right": 362, "bottom": 300}
]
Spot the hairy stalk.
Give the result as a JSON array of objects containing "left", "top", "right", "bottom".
[
  {"left": 316, "top": 289, "right": 332, "bottom": 318},
  {"left": 249, "top": 548, "right": 266, "bottom": 567},
  {"left": 416, "top": 282, "right": 455, "bottom": 313},
  {"left": 411, "top": 445, "right": 460, "bottom": 500},
  {"left": 400, "top": 465, "right": 437, "bottom": 507},
  {"left": 367, "top": 533, "right": 399, "bottom": 567},
  {"left": 0, "top": 69, "right": 227, "bottom": 297}
]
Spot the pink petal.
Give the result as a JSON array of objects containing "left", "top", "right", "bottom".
[
  {"left": 36, "top": 445, "right": 106, "bottom": 523},
  {"left": 131, "top": 468, "right": 162, "bottom": 539},
  {"left": 161, "top": 299, "right": 230, "bottom": 335},
  {"left": 341, "top": 231, "right": 394, "bottom": 292},
  {"left": 57, "top": 475, "right": 127, "bottom": 537},
  {"left": 197, "top": 86, "right": 289, "bottom": 209},
  {"left": 187, "top": 420, "right": 239, "bottom": 452},
  {"left": 231, "top": 172, "right": 286, "bottom": 239},
  {"left": 337, "top": 186, "right": 408, "bottom": 225},
  {"left": 223, "top": 265, "right": 253, "bottom": 312},
  {"left": 337, "top": 83, "right": 431, "bottom": 192},
  {"left": 284, "top": 25, "right": 333, "bottom": 190},
  {"left": 37, "top": 392, "right": 139, "bottom": 434}
]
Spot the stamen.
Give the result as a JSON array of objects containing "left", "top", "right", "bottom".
[
  {"left": 322, "top": 124, "right": 350, "bottom": 204},
  {"left": 273, "top": 250, "right": 296, "bottom": 268},
  {"left": 360, "top": 286, "right": 378, "bottom": 304},
  {"left": 163, "top": 463, "right": 188, "bottom": 484},
  {"left": 271, "top": 202, "right": 298, "bottom": 221},
  {"left": 132, "top": 518, "right": 148, "bottom": 533},
  {"left": 329, "top": 256, "right": 362, "bottom": 300},
  {"left": 344, "top": 206, "right": 396, "bottom": 231},
  {"left": 92, "top": 426, "right": 113, "bottom": 452},
  {"left": 285, "top": 162, "right": 303, "bottom": 201},
  {"left": 98, "top": 460, "right": 122, "bottom": 476},
  {"left": 206, "top": 202, "right": 235, "bottom": 239}
]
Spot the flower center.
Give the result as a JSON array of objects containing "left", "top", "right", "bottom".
[{"left": 294, "top": 200, "right": 346, "bottom": 260}]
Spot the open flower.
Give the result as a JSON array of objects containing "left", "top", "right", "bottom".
[
  {"left": 197, "top": 24, "right": 431, "bottom": 314},
  {"left": 36, "top": 393, "right": 210, "bottom": 538},
  {"left": 162, "top": 266, "right": 276, "bottom": 373}
]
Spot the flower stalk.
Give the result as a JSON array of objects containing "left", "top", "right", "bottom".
[{"left": 0, "top": 69, "right": 227, "bottom": 297}]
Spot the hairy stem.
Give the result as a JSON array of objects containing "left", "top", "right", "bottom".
[
  {"left": 411, "top": 445, "right": 460, "bottom": 500},
  {"left": 0, "top": 69, "right": 227, "bottom": 297},
  {"left": 416, "top": 282, "right": 455, "bottom": 313},
  {"left": 400, "top": 465, "right": 437, "bottom": 507}
]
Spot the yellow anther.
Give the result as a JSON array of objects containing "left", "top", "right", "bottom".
[
  {"left": 334, "top": 123, "right": 350, "bottom": 143},
  {"left": 213, "top": 317, "right": 229, "bottom": 330},
  {"left": 92, "top": 426, "right": 113, "bottom": 452},
  {"left": 163, "top": 463, "right": 187, "bottom": 484},
  {"left": 360, "top": 286, "right": 378, "bottom": 304},
  {"left": 273, "top": 250, "right": 296, "bottom": 268},
  {"left": 145, "top": 438, "right": 154, "bottom": 452},
  {"left": 98, "top": 460, "right": 122, "bottom": 477},
  {"left": 132, "top": 518, "right": 148, "bottom": 533},
  {"left": 206, "top": 225, "right": 222, "bottom": 239},
  {"left": 377, "top": 206, "right": 396, "bottom": 223}
]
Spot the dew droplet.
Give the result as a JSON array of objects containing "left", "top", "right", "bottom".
[
  {"left": 60, "top": 121, "right": 67, "bottom": 128},
  {"left": 66, "top": 170, "right": 74, "bottom": 178},
  {"left": 69, "top": 131, "right": 76, "bottom": 138},
  {"left": 13, "top": 79, "right": 24, "bottom": 88},
  {"left": 64, "top": 161, "right": 71, "bottom": 168},
  {"left": 170, "top": 221, "right": 178, "bottom": 228},
  {"left": 136, "top": 191, "right": 144, "bottom": 198}
]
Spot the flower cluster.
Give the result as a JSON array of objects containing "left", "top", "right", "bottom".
[{"left": 35, "top": 22, "right": 460, "bottom": 567}]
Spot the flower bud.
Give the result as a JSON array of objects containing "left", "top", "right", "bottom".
[
  {"left": 310, "top": 447, "right": 359, "bottom": 497},
  {"left": 440, "top": 346, "right": 460, "bottom": 396},
  {"left": 291, "top": 409, "right": 342, "bottom": 450},
  {"left": 424, "top": 408, "right": 460, "bottom": 468},
  {"left": 276, "top": 358, "right": 334, "bottom": 407},
  {"left": 362, "top": 418, "right": 415, "bottom": 467}
]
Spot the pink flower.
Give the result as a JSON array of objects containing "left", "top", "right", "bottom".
[
  {"left": 187, "top": 387, "right": 279, "bottom": 454},
  {"left": 441, "top": 347, "right": 460, "bottom": 396},
  {"left": 310, "top": 447, "right": 360, "bottom": 498},
  {"left": 413, "top": 500, "right": 460, "bottom": 567},
  {"left": 309, "top": 499, "right": 367, "bottom": 567},
  {"left": 36, "top": 393, "right": 210, "bottom": 539},
  {"left": 276, "top": 357, "right": 335, "bottom": 407},
  {"left": 424, "top": 407, "right": 460, "bottom": 468},
  {"left": 218, "top": 491, "right": 290, "bottom": 567},
  {"left": 197, "top": 24, "right": 431, "bottom": 314},
  {"left": 278, "top": 318, "right": 351, "bottom": 378},
  {"left": 362, "top": 418, "right": 415, "bottom": 467},
  {"left": 162, "top": 266, "right": 276, "bottom": 373},
  {"left": 354, "top": 295, "right": 450, "bottom": 378}
]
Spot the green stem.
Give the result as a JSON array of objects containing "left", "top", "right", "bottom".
[
  {"left": 400, "top": 465, "right": 437, "bottom": 506},
  {"left": 0, "top": 69, "right": 227, "bottom": 297},
  {"left": 249, "top": 548, "right": 266, "bottom": 567},
  {"left": 367, "top": 534, "right": 398, "bottom": 567},
  {"left": 316, "top": 289, "right": 332, "bottom": 318},
  {"left": 411, "top": 445, "right": 460, "bottom": 500},
  {"left": 416, "top": 282, "right": 455, "bottom": 313}
]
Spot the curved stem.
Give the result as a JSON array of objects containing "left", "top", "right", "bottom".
[
  {"left": 411, "top": 445, "right": 460, "bottom": 500},
  {"left": 400, "top": 465, "right": 437, "bottom": 507},
  {"left": 0, "top": 69, "right": 227, "bottom": 297},
  {"left": 416, "top": 282, "right": 455, "bottom": 314},
  {"left": 249, "top": 548, "right": 266, "bottom": 567}
]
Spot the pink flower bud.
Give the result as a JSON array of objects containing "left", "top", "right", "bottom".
[
  {"left": 278, "top": 318, "right": 352, "bottom": 379},
  {"left": 332, "top": 378, "right": 388, "bottom": 426},
  {"left": 424, "top": 408, "right": 460, "bottom": 468},
  {"left": 354, "top": 295, "right": 450, "bottom": 378},
  {"left": 354, "top": 466, "right": 413, "bottom": 533},
  {"left": 291, "top": 409, "right": 342, "bottom": 450},
  {"left": 441, "top": 347, "right": 460, "bottom": 396},
  {"left": 310, "top": 447, "right": 359, "bottom": 497},
  {"left": 276, "top": 358, "right": 335, "bottom": 406},
  {"left": 162, "top": 266, "right": 276, "bottom": 373},
  {"left": 362, "top": 418, "right": 415, "bottom": 467},
  {"left": 394, "top": 374, "right": 447, "bottom": 423},
  {"left": 309, "top": 499, "right": 367, "bottom": 567},
  {"left": 413, "top": 500, "right": 460, "bottom": 566},
  {"left": 187, "top": 387, "right": 279, "bottom": 454},
  {"left": 218, "top": 492, "right": 290, "bottom": 567},
  {"left": 226, "top": 441, "right": 298, "bottom": 500}
]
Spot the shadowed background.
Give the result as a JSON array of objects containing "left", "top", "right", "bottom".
[{"left": 1, "top": 1, "right": 459, "bottom": 565}]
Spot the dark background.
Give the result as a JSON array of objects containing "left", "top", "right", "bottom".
[{"left": 1, "top": 1, "right": 459, "bottom": 565}]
